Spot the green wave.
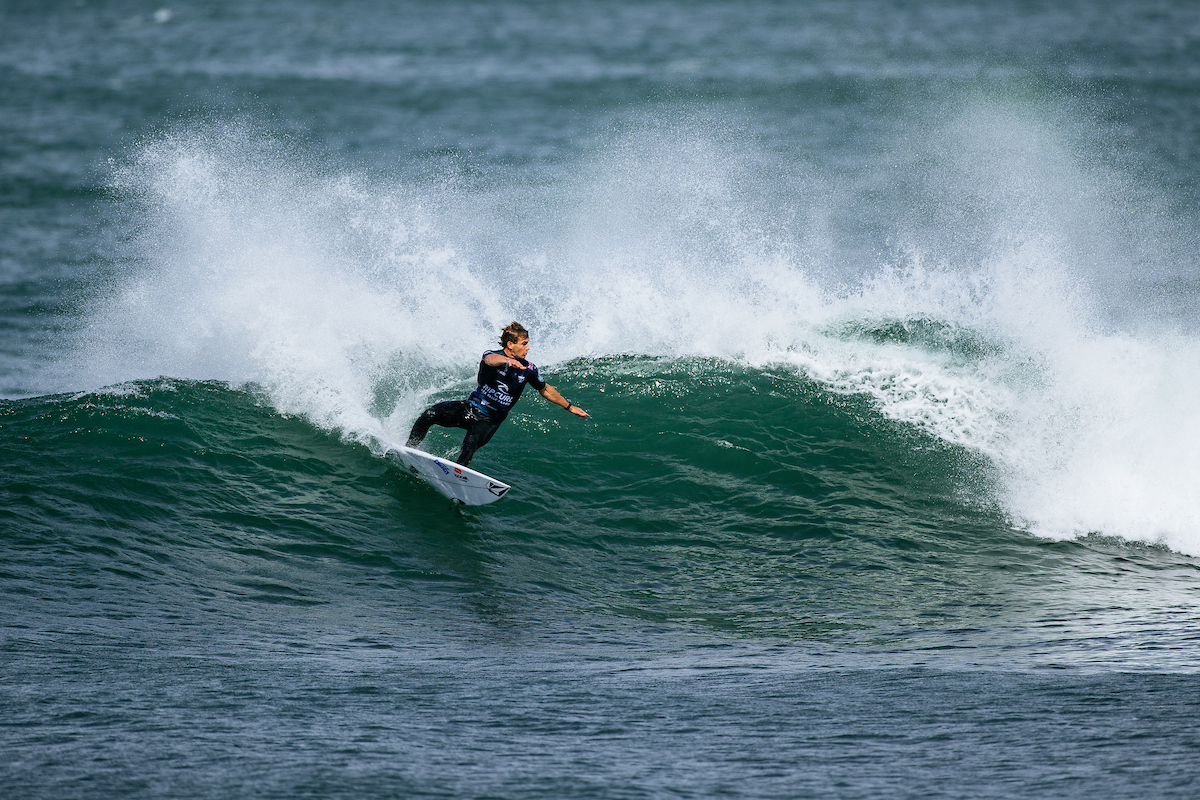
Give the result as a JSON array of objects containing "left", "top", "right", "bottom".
[{"left": 1, "top": 364, "right": 1193, "bottom": 658}]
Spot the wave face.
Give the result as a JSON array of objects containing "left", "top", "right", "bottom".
[{"left": 4, "top": 370, "right": 1197, "bottom": 669}]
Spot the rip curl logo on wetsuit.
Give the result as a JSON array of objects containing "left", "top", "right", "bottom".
[
  {"left": 468, "top": 350, "right": 546, "bottom": 420},
  {"left": 476, "top": 383, "right": 513, "bottom": 408}
]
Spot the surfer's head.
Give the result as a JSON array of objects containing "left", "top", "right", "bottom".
[
  {"left": 500, "top": 322, "right": 530, "bottom": 360},
  {"left": 500, "top": 322, "right": 528, "bottom": 348}
]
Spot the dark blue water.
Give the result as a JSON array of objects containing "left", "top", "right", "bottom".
[{"left": 4, "top": 2, "right": 1200, "bottom": 797}]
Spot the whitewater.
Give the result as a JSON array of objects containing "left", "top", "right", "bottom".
[{"left": 59, "top": 114, "right": 1200, "bottom": 556}]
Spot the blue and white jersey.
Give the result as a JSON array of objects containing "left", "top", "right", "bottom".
[{"left": 468, "top": 350, "right": 547, "bottom": 421}]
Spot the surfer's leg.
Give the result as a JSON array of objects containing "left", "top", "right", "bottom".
[
  {"left": 456, "top": 416, "right": 502, "bottom": 466},
  {"left": 407, "top": 401, "right": 471, "bottom": 447}
]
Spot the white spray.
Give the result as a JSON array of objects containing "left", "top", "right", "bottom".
[{"left": 72, "top": 116, "right": 1200, "bottom": 555}]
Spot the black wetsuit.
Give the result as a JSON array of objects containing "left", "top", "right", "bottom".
[{"left": 406, "top": 350, "right": 546, "bottom": 466}]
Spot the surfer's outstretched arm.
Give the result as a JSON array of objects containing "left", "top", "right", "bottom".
[
  {"left": 483, "top": 352, "right": 524, "bottom": 369},
  {"left": 538, "top": 384, "right": 588, "bottom": 418}
]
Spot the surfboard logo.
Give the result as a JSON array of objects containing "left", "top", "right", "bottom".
[
  {"left": 453, "top": 466, "right": 468, "bottom": 482},
  {"left": 488, "top": 482, "right": 509, "bottom": 497},
  {"left": 434, "top": 460, "right": 451, "bottom": 475}
]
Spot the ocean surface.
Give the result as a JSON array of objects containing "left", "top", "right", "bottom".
[{"left": 3, "top": 1, "right": 1200, "bottom": 797}]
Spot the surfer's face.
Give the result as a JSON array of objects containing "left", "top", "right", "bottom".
[{"left": 505, "top": 336, "right": 530, "bottom": 360}]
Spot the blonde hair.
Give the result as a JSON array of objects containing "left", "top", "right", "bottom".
[{"left": 499, "top": 321, "right": 529, "bottom": 347}]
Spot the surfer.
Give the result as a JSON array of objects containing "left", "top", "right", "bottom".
[{"left": 406, "top": 322, "right": 589, "bottom": 466}]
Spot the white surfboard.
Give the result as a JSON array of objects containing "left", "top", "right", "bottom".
[{"left": 385, "top": 445, "right": 511, "bottom": 506}]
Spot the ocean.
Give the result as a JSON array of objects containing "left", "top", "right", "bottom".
[{"left": 3, "top": 1, "right": 1200, "bottom": 797}]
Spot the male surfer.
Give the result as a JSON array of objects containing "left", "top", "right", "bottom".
[{"left": 406, "top": 322, "right": 589, "bottom": 467}]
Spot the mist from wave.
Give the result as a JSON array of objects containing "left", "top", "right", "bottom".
[{"left": 62, "top": 106, "right": 1200, "bottom": 555}]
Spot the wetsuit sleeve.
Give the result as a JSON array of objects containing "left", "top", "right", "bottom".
[
  {"left": 527, "top": 363, "right": 547, "bottom": 391},
  {"left": 476, "top": 350, "right": 498, "bottom": 384}
]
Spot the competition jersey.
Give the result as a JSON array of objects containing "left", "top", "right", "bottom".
[{"left": 468, "top": 349, "right": 546, "bottom": 421}]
